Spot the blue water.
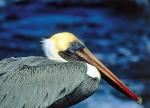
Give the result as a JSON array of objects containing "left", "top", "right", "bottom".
[{"left": 0, "top": 1, "right": 150, "bottom": 108}]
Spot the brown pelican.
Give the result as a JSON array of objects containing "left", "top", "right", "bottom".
[{"left": 0, "top": 32, "right": 142, "bottom": 108}]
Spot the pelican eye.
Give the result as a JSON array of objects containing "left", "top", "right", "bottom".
[
  {"left": 58, "top": 41, "right": 85, "bottom": 61},
  {"left": 68, "top": 41, "right": 85, "bottom": 53}
]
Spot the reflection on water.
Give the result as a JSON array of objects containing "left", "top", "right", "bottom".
[{"left": 0, "top": 1, "right": 150, "bottom": 108}]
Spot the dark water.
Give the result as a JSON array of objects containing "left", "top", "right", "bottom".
[{"left": 0, "top": 1, "right": 150, "bottom": 108}]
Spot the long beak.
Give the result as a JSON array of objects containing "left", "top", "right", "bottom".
[{"left": 76, "top": 48, "right": 142, "bottom": 104}]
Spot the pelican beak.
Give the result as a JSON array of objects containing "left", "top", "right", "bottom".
[{"left": 75, "top": 47, "right": 142, "bottom": 104}]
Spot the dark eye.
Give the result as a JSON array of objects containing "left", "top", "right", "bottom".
[
  {"left": 68, "top": 41, "right": 85, "bottom": 52},
  {"left": 58, "top": 41, "right": 85, "bottom": 61}
]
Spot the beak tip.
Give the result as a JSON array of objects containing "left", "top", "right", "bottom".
[{"left": 137, "top": 96, "right": 142, "bottom": 104}]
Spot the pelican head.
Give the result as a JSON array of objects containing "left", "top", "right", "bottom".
[{"left": 42, "top": 32, "right": 142, "bottom": 104}]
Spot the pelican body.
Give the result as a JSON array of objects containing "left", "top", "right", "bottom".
[{"left": 0, "top": 32, "right": 142, "bottom": 108}]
